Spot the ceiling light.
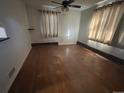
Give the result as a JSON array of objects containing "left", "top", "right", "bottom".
[{"left": 61, "top": 7, "right": 69, "bottom": 12}]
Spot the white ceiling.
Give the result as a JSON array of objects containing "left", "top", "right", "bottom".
[{"left": 24, "top": 0, "right": 104, "bottom": 11}]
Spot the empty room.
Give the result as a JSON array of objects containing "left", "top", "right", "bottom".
[{"left": 0, "top": 0, "right": 124, "bottom": 93}]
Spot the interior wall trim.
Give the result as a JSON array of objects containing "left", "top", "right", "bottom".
[
  {"left": 31, "top": 42, "right": 58, "bottom": 46},
  {"left": 77, "top": 41, "right": 124, "bottom": 65}
]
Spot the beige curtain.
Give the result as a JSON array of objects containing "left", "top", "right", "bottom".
[
  {"left": 40, "top": 10, "right": 59, "bottom": 38},
  {"left": 117, "top": 14, "right": 124, "bottom": 47},
  {"left": 89, "top": 2, "right": 124, "bottom": 44},
  {"left": 118, "top": 31, "right": 124, "bottom": 47}
]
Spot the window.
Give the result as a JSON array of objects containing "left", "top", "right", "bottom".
[
  {"left": 88, "top": 2, "right": 124, "bottom": 45},
  {"left": 40, "top": 10, "right": 60, "bottom": 38}
]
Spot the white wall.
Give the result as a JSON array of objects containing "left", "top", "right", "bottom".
[
  {"left": 26, "top": 6, "right": 81, "bottom": 45},
  {"left": 78, "top": 7, "right": 124, "bottom": 60},
  {"left": 0, "top": 0, "right": 31, "bottom": 93},
  {"left": 59, "top": 10, "right": 81, "bottom": 45},
  {"left": 78, "top": 7, "right": 94, "bottom": 43}
]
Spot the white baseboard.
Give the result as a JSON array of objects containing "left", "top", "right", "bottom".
[
  {"left": 59, "top": 42, "right": 76, "bottom": 45},
  {"left": 5, "top": 46, "right": 32, "bottom": 93}
]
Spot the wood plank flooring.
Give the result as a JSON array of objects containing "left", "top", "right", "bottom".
[{"left": 8, "top": 45, "right": 124, "bottom": 93}]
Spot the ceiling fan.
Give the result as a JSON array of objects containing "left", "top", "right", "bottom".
[{"left": 51, "top": 0, "right": 81, "bottom": 11}]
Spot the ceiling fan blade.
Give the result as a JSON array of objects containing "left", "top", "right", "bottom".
[
  {"left": 53, "top": 6, "right": 62, "bottom": 9},
  {"left": 51, "top": 1, "right": 62, "bottom": 5},
  {"left": 69, "top": 5, "right": 81, "bottom": 8}
]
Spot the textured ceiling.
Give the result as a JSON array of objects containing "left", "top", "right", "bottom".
[{"left": 23, "top": 0, "right": 103, "bottom": 11}]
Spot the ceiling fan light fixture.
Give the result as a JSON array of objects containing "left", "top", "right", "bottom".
[
  {"left": 51, "top": 0, "right": 81, "bottom": 12},
  {"left": 61, "top": 6, "right": 69, "bottom": 12}
]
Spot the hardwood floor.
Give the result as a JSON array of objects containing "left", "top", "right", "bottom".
[{"left": 8, "top": 45, "right": 124, "bottom": 93}]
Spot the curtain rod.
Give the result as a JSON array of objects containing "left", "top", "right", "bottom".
[
  {"left": 96, "top": 0, "right": 124, "bottom": 10},
  {"left": 38, "top": 9, "right": 61, "bottom": 13}
]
